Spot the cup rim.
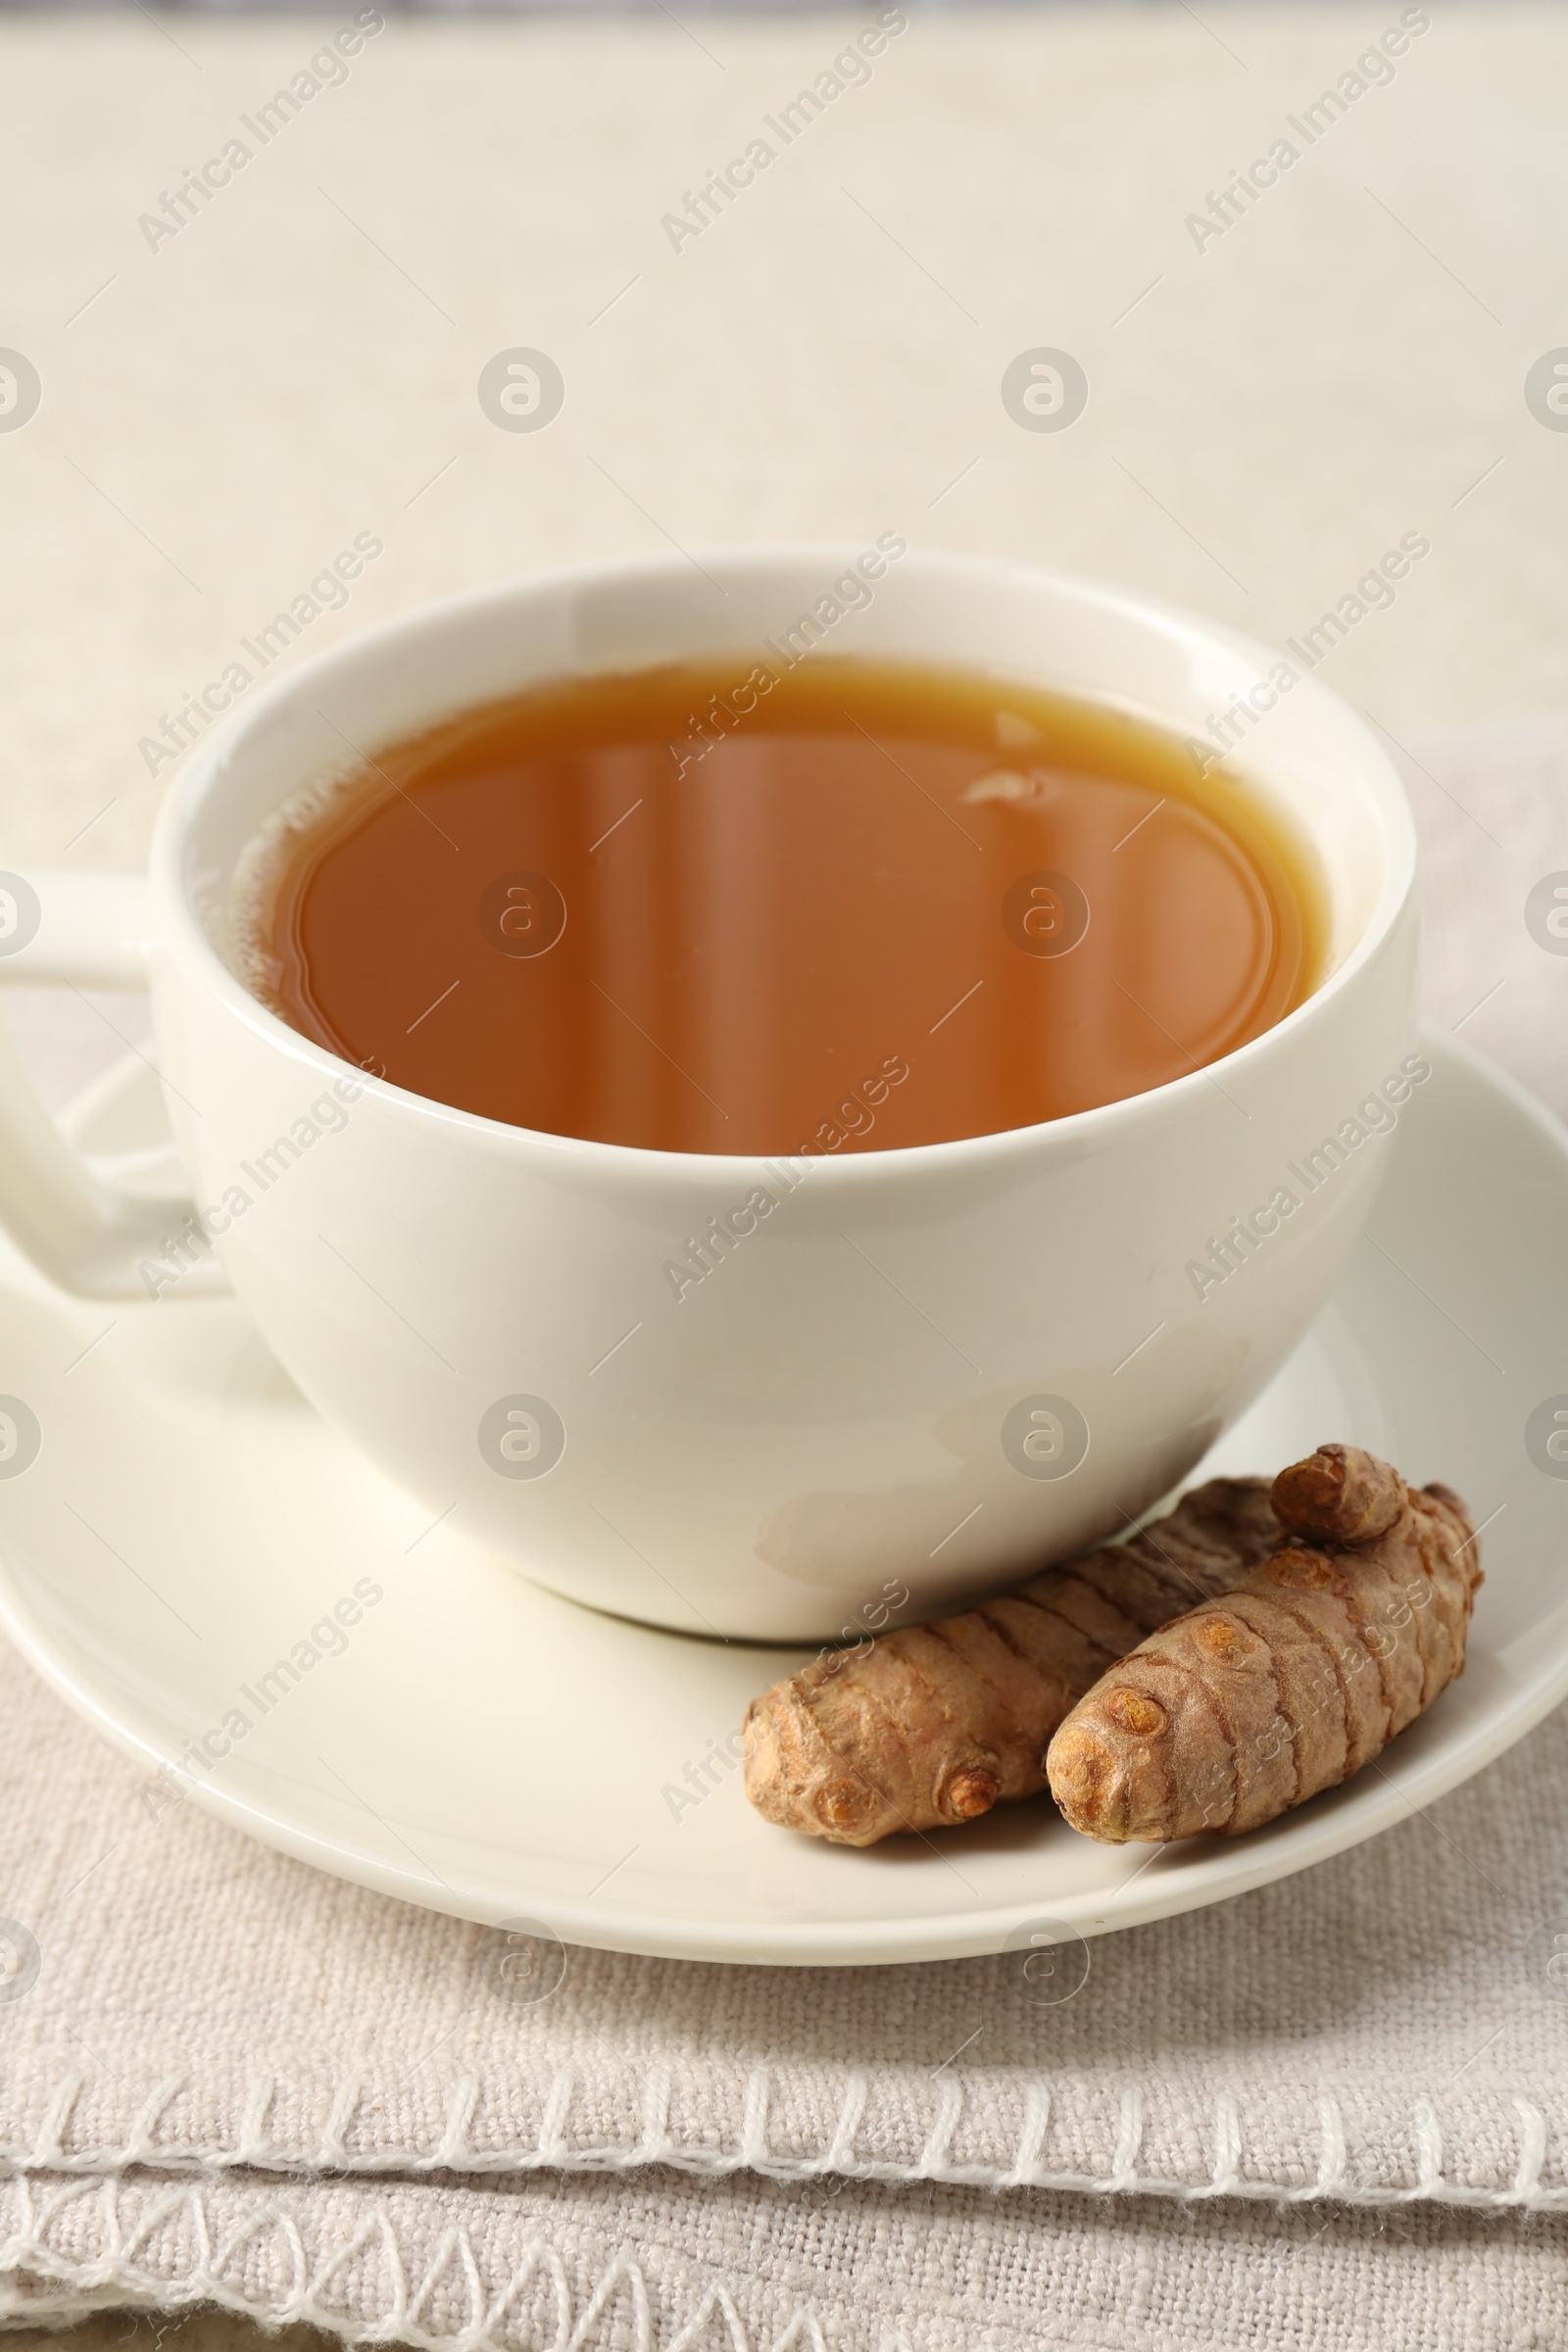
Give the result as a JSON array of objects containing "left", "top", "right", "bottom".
[{"left": 151, "top": 543, "right": 1420, "bottom": 1180}]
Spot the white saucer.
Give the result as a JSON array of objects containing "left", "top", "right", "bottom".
[{"left": 0, "top": 1031, "right": 1563, "bottom": 1966}]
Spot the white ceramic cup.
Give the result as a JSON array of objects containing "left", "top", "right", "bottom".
[{"left": 0, "top": 549, "right": 1417, "bottom": 1641}]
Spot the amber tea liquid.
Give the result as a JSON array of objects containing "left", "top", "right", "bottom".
[{"left": 233, "top": 659, "right": 1324, "bottom": 1155}]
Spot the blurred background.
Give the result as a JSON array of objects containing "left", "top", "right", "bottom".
[{"left": 0, "top": 2, "right": 1562, "bottom": 1100}]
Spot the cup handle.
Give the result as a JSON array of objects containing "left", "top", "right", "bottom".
[{"left": 0, "top": 866, "right": 227, "bottom": 1299}]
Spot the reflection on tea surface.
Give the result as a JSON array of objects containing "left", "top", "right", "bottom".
[{"left": 235, "top": 659, "right": 1322, "bottom": 1154}]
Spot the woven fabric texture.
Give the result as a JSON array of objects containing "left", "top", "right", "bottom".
[{"left": 2, "top": 2170, "right": 1568, "bottom": 2352}]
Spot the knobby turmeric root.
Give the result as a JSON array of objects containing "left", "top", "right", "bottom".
[
  {"left": 1046, "top": 1445, "right": 1481, "bottom": 1843},
  {"left": 743, "top": 1475, "right": 1283, "bottom": 1846}
]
